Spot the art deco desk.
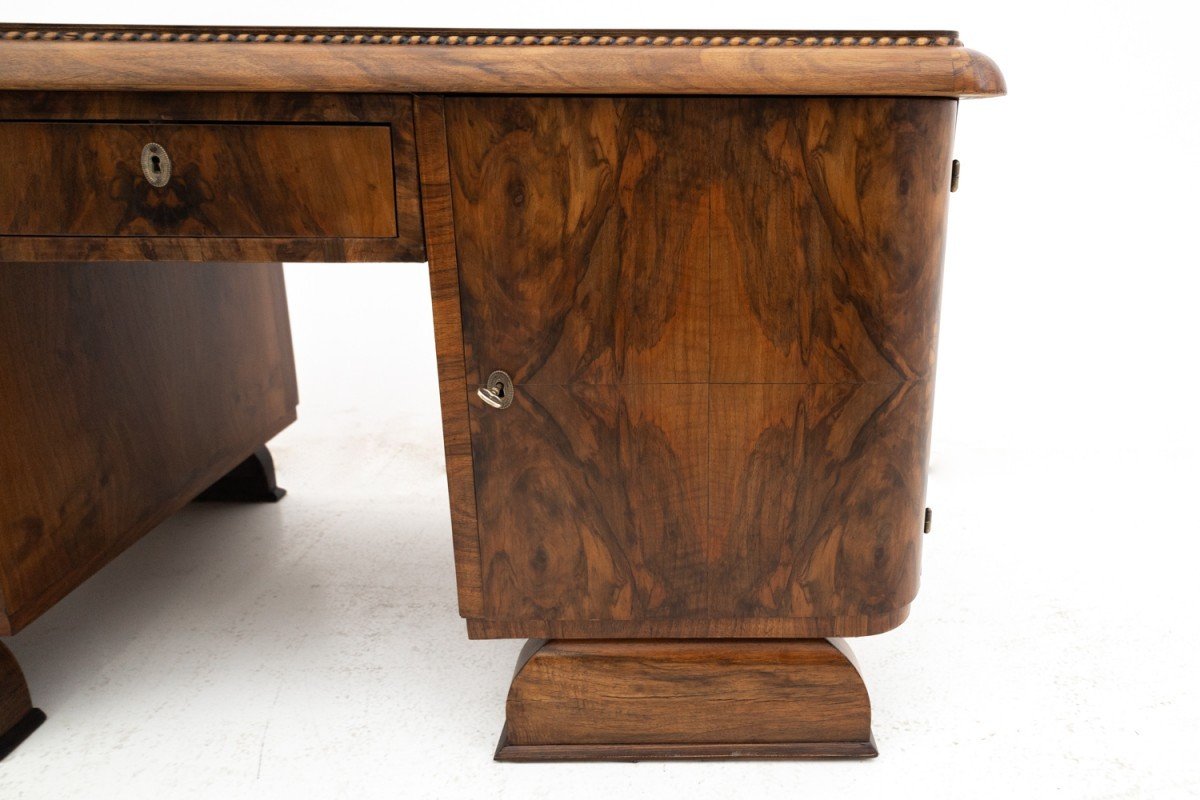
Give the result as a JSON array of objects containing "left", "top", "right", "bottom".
[{"left": 0, "top": 26, "right": 1004, "bottom": 761}]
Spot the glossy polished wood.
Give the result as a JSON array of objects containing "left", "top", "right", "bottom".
[
  {"left": 451, "top": 97, "right": 709, "bottom": 387},
  {"left": 0, "top": 261, "right": 297, "bottom": 634},
  {"left": 450, "top": 96, "right": 710, "bottom": 627},
  {"left": 466, "top": 608, "right": 910, "bottom": 640},
  {"left": 0, "top": 27, "right": 1005, "bottom": 97},
  {"left": 497, "top": 638, "right": 875, "bottom": 760},
  {"left": 0, "top": 29, "right": 1004, "bottom": 761},
  {"left": 0, "top": 237, "right": 417, "bottom": 264},
  {"left": 415, "top": 95, "right": 485, "bottom": 617},
  {"left": 0, "top": 122, "right": 396, "bottom": 237},
  {"left": 710, "top": 97, "right": 952, "bottom": 384},
  {"left": 446, "top": 96, "right": 948, "bottom": 637},
  {"left": 709, "top": 381, "right": 931, "bottom": 618},
  {"left": 0, "top": 641, "right": 44, "bottom": 761},
  {"left": 0, "top": 92, "right": 425, "bottom": 263},
  {"left": 471, "top": 383, "right": 710, "bottom": 621}
]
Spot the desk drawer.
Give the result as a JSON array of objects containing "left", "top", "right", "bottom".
[{"left": 0, "top": 122, "right": 398, "bottom": 238}]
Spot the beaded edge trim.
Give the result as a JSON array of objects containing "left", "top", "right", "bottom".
[{"left": 1, "top": 30, "right": 961, "bottom": 47}]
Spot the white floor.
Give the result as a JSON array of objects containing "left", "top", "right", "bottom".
[{"left": 2, "top": 264, "right": 1197, "bottom": 799}]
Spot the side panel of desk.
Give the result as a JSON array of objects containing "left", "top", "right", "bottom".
[
  {"left": 429, "top": 95, "right": 955, "bottom": 640},
  {"left": 0, "top": 261, "right": 297, "bottom": 633},
  {"left": 0, "top": 92, "right": 429, "bottom": 634}
]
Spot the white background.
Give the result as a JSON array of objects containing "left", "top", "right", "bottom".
[{"left": 3, "top": 2, "right": 1199, "bottom": 798}]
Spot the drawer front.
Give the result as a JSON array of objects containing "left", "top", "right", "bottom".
[{"left": 0, "top": 122, "right": 398, "bottom": 238}]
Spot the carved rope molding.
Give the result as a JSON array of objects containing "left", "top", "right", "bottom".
[{"left": 0, "top": 30, "right": 962, "bottom": 47}]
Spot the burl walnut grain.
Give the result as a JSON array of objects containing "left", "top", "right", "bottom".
[
  {"left": 0, "top": 92, "right": 426, "bottom": 263},
  {"left": 0, "top": 261, "right": 297, "bottom": 634},
  {"left": 445, "top": 96, "right": 952, "bottom": 638}
]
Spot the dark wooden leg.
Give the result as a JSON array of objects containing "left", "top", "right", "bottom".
[
  {"left": 193, "top": 445, "right": 286, "bottom": 503},
  {"left": 495, "top": 638, "right": 877, "bottom": 762},
  {"left": 0, "top": 641, "right": 45, "bottom": 761}
]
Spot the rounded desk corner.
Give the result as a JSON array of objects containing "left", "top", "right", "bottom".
[
  {"left": 857, "top": 601, "right": 914, "bottom": 637},
  {"left": 957, "top": 48, "right": 1007, "bottom": 98}
]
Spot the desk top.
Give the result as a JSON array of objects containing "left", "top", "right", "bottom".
[{"left": 0, "top": 25, "right": 1004, "bottom": 97}]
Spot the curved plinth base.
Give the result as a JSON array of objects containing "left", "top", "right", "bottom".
[
  {"left": 496, "top": 638, "right": 876, "bottom": 762},
  {"left": 1, "top": 641, "right": 45, "bottom": 761},
  {"left": 194, "top": 446, "right": 286, "bottom": 503}
]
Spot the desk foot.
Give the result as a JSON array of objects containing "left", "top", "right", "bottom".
[
  {"left": 495, "top": 638, "right": 876, "bottom": 762},
  {"left": 1, "top": 641, "right": 45, "bottom": 761},
  {"left": 194, "top": 446, "right": 286, "bottom": 503}
]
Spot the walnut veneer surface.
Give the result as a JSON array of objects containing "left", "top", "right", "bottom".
[
  {"left": 0, "top": 122, "right": 397, "bottom": 238},
  {"left": 0, "top": 25, "right": 1004, "bottom": 96},
  {"left": 0, "top": 262, "right": 297, "bottom": 635},
  {"left": 449, "top": 96, "right": 948, "bottom": 638},
  {"left": 0, "top": 26, "right": 1003, "bottom": 761},
  {"left": 0, "top": 92, "right": 424, "bottom": 263}
]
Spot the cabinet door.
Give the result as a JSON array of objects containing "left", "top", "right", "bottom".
[
  {"left": 448, "top": 97, "right": 711, "bottom": 621},
  {"left": 444, "top": 96, "right": 954, "bottom": 633}
]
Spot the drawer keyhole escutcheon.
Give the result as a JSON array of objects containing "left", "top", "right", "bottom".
[
  {"left": 140, "top": 142, "right": 171, "bottom": 188},
  {"left": 477, "top": 370, "right": 514, "bottom": 410}
]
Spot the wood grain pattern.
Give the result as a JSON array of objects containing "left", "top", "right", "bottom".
[
  {"left": 710, "top": 98, "right": 955, "bottom": 383},
  {"left": 466, "top": 607, "right": 909, "bottom": 640},
  {"left": 415, "top": 95, "right": 484, "bottom": 617},
  {"left": 497, "top": 739, "right": 879, "bottom": 761},
  {"left": 0, "top": 89, "right": 415, "bottom": 124},
  {"left": 0, "top": 27, "right": 1005, "bottom": 97},
  {"left": 0, "top": 261, "right": 297, "bottom": 634},
  {"left": 446, "top": 97, "right": 951, "bottom": 638},
  {"left": 0, "top": 91, "right": 425, "bottom": 263},
  {"left": 0, "top": 237, "right": 421, "bottom": 264},
  {"left": 470, "top": 384, "right": 708, "bottom": 621},
  {"left": 449, "top": 96, "right": 709, "bottom": 385},
  {"left": 449, "top": 97, "right": 711, "bottom": 624},
  {"left": 0, "top": 122, "right": 396, "bottom": 238},
  {"left": 708, "top": 381, "right": 932, "bottom": 618},
  {"left": 497, "top": 638, "right": 875, "bottom": 760}
]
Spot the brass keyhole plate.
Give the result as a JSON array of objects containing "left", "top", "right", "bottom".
[
  {"left": 141, "top": 142, "right": 171, "bottom": 188},
  {"left": 477, "top": 370, "right": 514, "bottom": 409}
]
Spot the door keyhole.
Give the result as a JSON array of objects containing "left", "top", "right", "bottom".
[
  {"left": 140, "top": 142, "right": 171, "bottom": 188},
  {"left": 477, "top": 370, "right": 514, "bottom": 409}
]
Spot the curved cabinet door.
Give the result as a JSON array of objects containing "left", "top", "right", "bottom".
[{"left": 445, "top": 95, "right": 954, "bottom": 636}]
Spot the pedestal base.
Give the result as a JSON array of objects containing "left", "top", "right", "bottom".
[
  {"left": 1, "top": 641, "right": 44, "bottom": 761},
  {"left": 495, "top": 638, "right": 876, "bottom": 762},
  {"left": 194, "top": 446, "right": 286, "bottom": 503}
]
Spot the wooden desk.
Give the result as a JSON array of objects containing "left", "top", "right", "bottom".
[{"left": 0, "top": 25, "right": 1004, "bottom": 761}]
